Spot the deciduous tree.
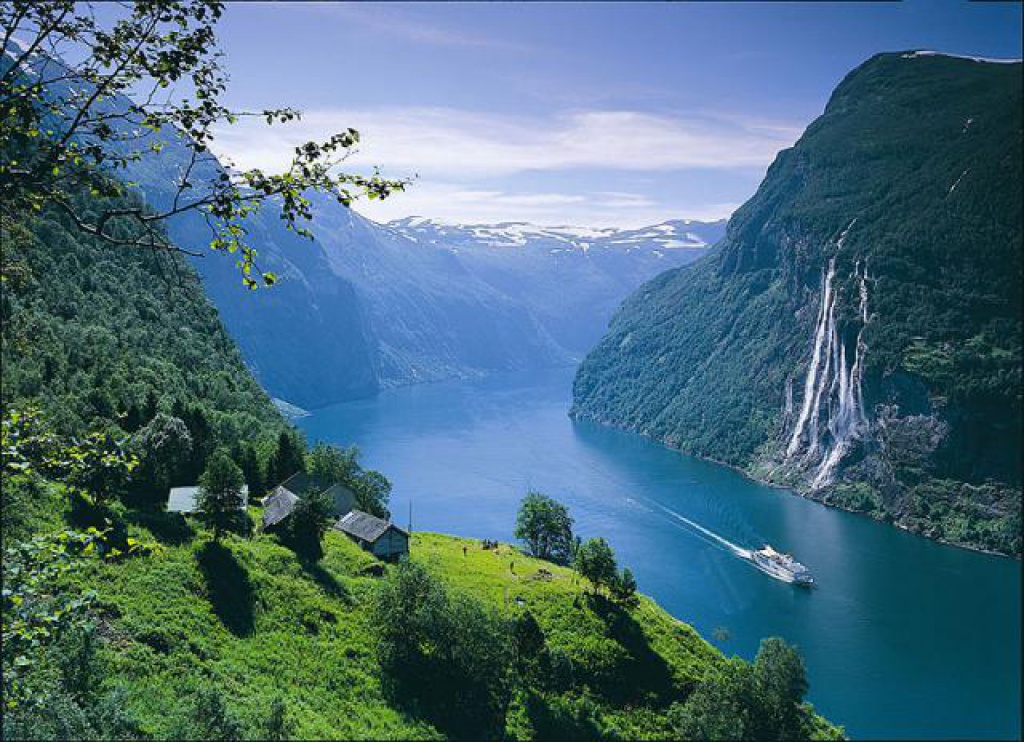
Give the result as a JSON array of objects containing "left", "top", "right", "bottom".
[
  {"left": 573, "top": 537, "right": 617, "bottom": 595},
  {"left": 286, "top": 488, "right": 335, "bottom": 560},
  {"left": 514, "top": 491, "right": 575, "bottom": 564}
]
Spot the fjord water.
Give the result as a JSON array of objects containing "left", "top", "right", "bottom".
[{"left": 299, "top": 367, "right": 1021, "bottom": 740}]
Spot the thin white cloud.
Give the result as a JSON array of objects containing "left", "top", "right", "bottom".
[
  {"left": 211, "top": 106, "right": 802, "bottom": 179},
  {"left": 209, "top": 105, "right": 785, "bottom": 226}
]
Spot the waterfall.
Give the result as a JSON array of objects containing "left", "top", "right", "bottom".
[
  {"left": 811, "top": 260, "right": 870, "bottom": 488},
  {"left": 784, "top": 220, "right": 870, "bottom": 489},
  {"left": 786, "top": 258, "right": 837, "bottom": 457}
]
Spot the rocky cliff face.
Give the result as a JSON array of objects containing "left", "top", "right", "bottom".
[{"left": 573, "top": 52, "right": 1022, "bottom": 555}]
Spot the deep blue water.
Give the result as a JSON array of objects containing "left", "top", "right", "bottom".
[{"left": 299, "top": 366, "right": 1021, "bottom": 740}]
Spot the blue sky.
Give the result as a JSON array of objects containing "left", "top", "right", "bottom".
[{"left": 210, "top": 1, "right": 1022, "bottom": 227}]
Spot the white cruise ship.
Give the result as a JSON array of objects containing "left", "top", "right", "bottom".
[{"left": 749, "top": 545, "right": 814, "bottom": 586}]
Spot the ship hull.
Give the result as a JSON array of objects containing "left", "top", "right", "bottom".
[{"left": 750, "top": 556, "right": 814, "bottom": 587}]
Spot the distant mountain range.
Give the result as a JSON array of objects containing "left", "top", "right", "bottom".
[
  {"left": 572, "top": 52, "right": 1022, "bottom": 555},
  {"left": 219, "top": 208, "right": 723, "bottom": 408},
  {"left": 10, "top": 38, "right": 728, "bottom": 412},
  {"left": 147, "top": 163, "right": 724, "bottom": 408},
  {"left": 386, "top": 217, "right": 719, "bottom": 252}
]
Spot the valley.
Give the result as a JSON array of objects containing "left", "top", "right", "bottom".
[{"left": 2, "top": 3, "right": 1021, "bottom": 740}]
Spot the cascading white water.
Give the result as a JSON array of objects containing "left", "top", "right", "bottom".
[
  {"left": 785, "top": 220, "right": 870, "bottom": 489},
  {"left": 811, "top": 260, "right": 870, "bottom": 487},
  {"left": 786, "top": 258, "right": 837, "bottom": 457}
]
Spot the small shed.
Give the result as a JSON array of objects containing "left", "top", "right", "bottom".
[
  {"left": 260, "top": 486, "right": 300, "bottom": 532},
  {"left": 335, "top": 510, "right": 409, "bottom": 561},
  {"left": 167, "top": 484, "right": 248, "bottom": 514}
]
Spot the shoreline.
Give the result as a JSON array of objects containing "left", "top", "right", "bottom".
[{"left": 568, "top": 409, "right": 1019, "bottom": 561}]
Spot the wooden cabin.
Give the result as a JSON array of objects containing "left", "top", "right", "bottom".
[
  {"left": 259, "top": 475, "right": 358, "bottom": 532},
  {"left": 335, "top": 510, "right": 409, "bottom": 561},
  {"left": 260, "top": 486, "right": 300, "bottom": 533}
]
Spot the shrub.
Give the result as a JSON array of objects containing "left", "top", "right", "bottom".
[{"left": 375, "top": 561, "right": 513, "bottom": 740}]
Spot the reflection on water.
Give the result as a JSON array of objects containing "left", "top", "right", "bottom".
[{"left": 300, "top": 366, "right": 1021, "bottom": 740}]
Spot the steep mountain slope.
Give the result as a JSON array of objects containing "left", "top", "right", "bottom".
[
  {"left": 0, "top": 186, "right": 285, "bottom": 441},
  {"left": 113, "top": 103, "right": 721, "bottom": 409},
  {"left": 158, "top": 196, "right": 719, "bottom": 409},
  {"left": 572, "top": 52, "right": 1022, "bottom": 555}
]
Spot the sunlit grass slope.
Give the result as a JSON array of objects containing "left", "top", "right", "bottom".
[{"left": 60, "top": 517, "right": 841, "bottom": 740}]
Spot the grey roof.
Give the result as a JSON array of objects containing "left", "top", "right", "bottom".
[
  {"left": 167, "top": 485, "right": 248, "bottom": 514},
  {"left": 279, "top": 471, "right": 330, "bottom": 497},
  {"left": 335, "top": 510, "right": 407, "bottom": 543},
  {"left": 261, "top": 486, "right": 300, "bottom": 529}
]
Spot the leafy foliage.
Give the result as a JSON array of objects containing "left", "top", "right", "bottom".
[
  {"left": 268, "top": 430, "right": 306, "bottom": 489},
  {"left": 574, "top": 537, "right": 618, "bottom": 595},
  {"left": 196, "top": 449, "right": 246, "bottom": 541},
  {"left": 667, "top": 638, "right": 834, "bottom": 741},
  {"left": 2, "top": 406, "right": 137, "bottom": 505},
  {"left": 170, "top": 683, "right": 246, "bottom": 741},
  {"left": 131, "top": 413, "right": 192, "bottom": 493},
  {"left": 610, "top": 567, "right": 639, "bottom": 609},
  {"left": 284, "top": 488, "right": 336, "bottom": 561},
  {"left": 304, "top": 442, "right": 392, "bottom": 517},
  {"left": 375, "top": 560, "right": 514, "bottom": 741},
  {"left": 2, "top": 526, "right": 154, "bottom": 738},
  {"left": 514, "top": 490, "right": 575, "bottom": 564},
  {"left": 0, "top": 0, "right": 406, "bottom": 287}
]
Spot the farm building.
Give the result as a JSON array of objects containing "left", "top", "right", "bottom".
[
  {"left": 167, "top": 485, "right": 248, "bottom": 514},
  {"left": 322, "top": 483, "right": 357, "bottom": 517},
  {"left": 278, "top": 471, "right": 329, "bottom": 498},
  {"left": 260, "top": 486, "right": 300, "bottom": 532},
  {"left": 335, "top": 510, "right": 409, "bottom": 560},
  {"left": 259, "top": 474, "right": 358, "bottom": 532}
]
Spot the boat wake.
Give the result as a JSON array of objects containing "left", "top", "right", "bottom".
[
  {"left": 648, "top": 500, "right": 752, "bottom": 560},
  {"left": 645, "top": 499, "right": 814, "bottom": 586}
]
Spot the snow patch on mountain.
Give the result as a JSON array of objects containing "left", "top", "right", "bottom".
[{"left": 386, "top": 217, "right": 726, "bottom": 254}]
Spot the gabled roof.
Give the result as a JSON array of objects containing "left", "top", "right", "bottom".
[
  {"left": 261, "top": 486, "right": 300, "bottom": 528},
  {"left": 335, "top": 510, "right": 407, "bottom": 543},
  {"left": 167, "top": 485, "right": 248, "bottom": 514}
]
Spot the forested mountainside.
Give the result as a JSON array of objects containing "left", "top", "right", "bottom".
[
  {"left": 0, "top": 183, "right": 290, "bottom": 538},
  {"left": 573, "top": 52, "right": 1023, "bottom": 556},
  {"left": 0, "top": 193, "right": 283, "bottom": 438}
]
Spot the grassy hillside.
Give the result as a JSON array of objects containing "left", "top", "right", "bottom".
[
  {"left": 573, "top": 52, "right": 1022, "bottom": 555},
  {"left": 37, "top": 518, "right": 840, "bottom": 740}
]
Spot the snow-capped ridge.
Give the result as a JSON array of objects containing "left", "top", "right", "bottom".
[{"left": 386, "top": 217, "right": 727, "bottom": 254}]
